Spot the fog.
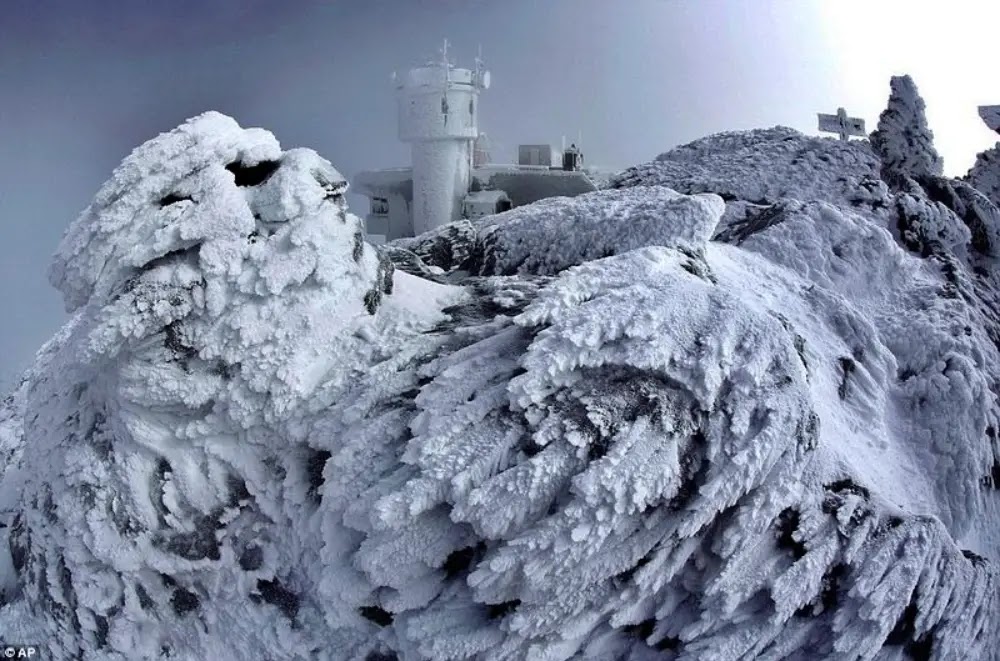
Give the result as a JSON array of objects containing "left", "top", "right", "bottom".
[{"left": 1, "top": 0, "right": 998, "bottom": 389}]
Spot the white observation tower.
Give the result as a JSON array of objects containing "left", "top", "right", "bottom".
[
  {"left": 355, "top": 43, "right": 596, "bottom": 243},
  {"left": 394, "top": 40, "right": 490, "bottom": 235}
]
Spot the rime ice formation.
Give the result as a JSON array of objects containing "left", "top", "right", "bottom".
[
  {"left": 613, "top": 126, "right": 886, "bottom": 208},
  {"left": 464, "top": 186, "right": 725, "bottom": 277},
  {"left": 0, "top": 379, "right": 27, "bottom": 606},
  {"left": 3, "top": 92, "right": 1000, "bottom": 661},
  {"left": 870, "top": 75, "right": 944, "bottom": 184},
  {"left": 969, "top": 146, "right": 1000, "bottom": 211}
]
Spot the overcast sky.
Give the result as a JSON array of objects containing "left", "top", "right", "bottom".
[{"left": 2, "top": 0, "right": 999, "bottom": 389}]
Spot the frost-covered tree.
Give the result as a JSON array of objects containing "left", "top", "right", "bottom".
[{"left": 870, "top": 75, "right": 944, "bottom": 183}]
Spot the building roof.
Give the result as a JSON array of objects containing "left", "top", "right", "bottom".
[
  {"left": 353, "top": 164, "right": 599, "bottom": 210},
  {"left": 465, "top": 190, "right": 509, "bottom": 204},
  {"left": 472, "top": 166, "right": 598, "bottom": 208},
  {"left": 352, "top": 168, "right": 414, "bottom": 198}
]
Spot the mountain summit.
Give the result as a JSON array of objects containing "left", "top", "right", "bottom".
[{"left": 1, "top": 81, "right": 999, "bottom": 660}]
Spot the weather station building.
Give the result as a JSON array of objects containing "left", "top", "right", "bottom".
[{"left": 354, "top": 43, "right": 599, "bottom": 243}]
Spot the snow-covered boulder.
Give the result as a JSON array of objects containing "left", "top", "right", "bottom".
[
  {"left": 467, "top": 186, "right": 724, "bottom": 276},
  {"left": 2, "top": 111, "right": 1000, "bottom": 661},
  {"left": 388, "top": 186, "right": 724, "bottom": 279},
  {"left": 47, "top": 111, "right": 400, "bottom": 422},
  {"left": 2, "top": 112, "right": 429, "bottom": 659},
  {"left": 392, "top": 219, "right": 477, "bottom": 273},
  {"left": 612, "top": 127, "right": 887, "bottom": 212}
]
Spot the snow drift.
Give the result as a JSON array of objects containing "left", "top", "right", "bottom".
[{"left": 2, "top": 78, "right": 999, "bottom": 661}]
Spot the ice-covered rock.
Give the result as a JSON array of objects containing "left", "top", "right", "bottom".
[
  {"left": 392, "top": 219, "right": 477, "bottom": 273},
  {"left": 870, "top": 75, "right": 944, "bottom": 184},
  {"left": 981, "top": 106, "right": 1000, "bottom": 134},
  {"left": 466, "top": 186, "right": 724, "bottom": 276},
  {"left": 387, "top": 186, "right": 724, "bottom": 280},
  {"left": 2, "top": 108, "right": 1000, "bottom": 661},
  {"left": 0, "top": 379, "right": 27, "bottom": 605},
  {"left": 969, "top": 144, "right": 1000, "bottom": 211},
  {"left": 0, "top": 112, "right": 428, "bottom": 659},
  {"left": 613, "top": 126, "right": 887, "bottom": 210}
]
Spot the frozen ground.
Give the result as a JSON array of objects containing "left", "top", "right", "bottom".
[{"left": 1, "top": 90, "right": 999, "bottom": 660}]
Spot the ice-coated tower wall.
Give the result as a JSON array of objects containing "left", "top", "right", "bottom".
[{"left": 397, "top": 62, "right": 486, "bottom": 235}]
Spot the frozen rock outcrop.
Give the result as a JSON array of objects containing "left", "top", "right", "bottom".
[
  {"left": 870, "top": 75, "right": 944, "bottom": 185},
  {"left": 1, "top": 112, "right": 419, "bottom": 659},
  {"left": 2, "top": 107, "right": 999, "bottom": 661},
  {"left": 466, "top": 186, "right": 724, "bottom": 276},
  {"left": 969, "top": 145, "right": 1000, "bottom": 211},
  {"left": 614, "top": 126, "right": 886, "bottom": 210}
]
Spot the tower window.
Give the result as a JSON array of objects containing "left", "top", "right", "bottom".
[{"left": 371, "top": 197, "right": 389, "bottom": 216}]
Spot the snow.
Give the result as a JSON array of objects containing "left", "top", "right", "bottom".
[
  {"left": 980, "top": 106, "right": 1000, "bottom": 134},
  {"left": 969, "top": 144, "right": 1000, "bottom": 211},
  {"left": 464, "top": 190, "right": 508, "bottom": 205},
  {"left": 2, "top": 95, "right": 1000, "bottom": 660},
  {"left": 353, "top": 167, "right": 416, "bottom": 199},
  {"left": 612, "top": 126, "right": 887, "bottom": 210},
  {"left": 464, "top": 186, "right": 724, "bottom": 277},
  {"left": 870, "top": 75, "right": 944, "bottom": 183}
]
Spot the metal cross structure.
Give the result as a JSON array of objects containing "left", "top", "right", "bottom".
[
  {"left": 979, "top": 105, "right": 1000, "bottom": 134},
  {"left": 817, "top": 107, "right": 866, "bottom": 142}
]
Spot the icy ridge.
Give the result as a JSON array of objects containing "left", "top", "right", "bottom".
[{"left": 1, "top": 95, "right": 999, "bottom": 661}]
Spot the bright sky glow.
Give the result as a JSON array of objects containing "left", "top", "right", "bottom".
[{"left": 815, "top": 0, "right": 1000, "bottom": 174}]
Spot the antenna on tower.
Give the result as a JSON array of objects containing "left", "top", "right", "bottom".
[
  {"left": 440, "top": 38, "right": 451, "bottom": 67},
  {"left": 473, "top": 44, "right": 491, "bottom": 90}
]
